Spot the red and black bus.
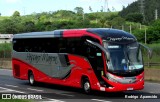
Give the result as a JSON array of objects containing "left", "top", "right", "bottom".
[{"left": 12, "top": 28, "right": 151, "bottom": 93}]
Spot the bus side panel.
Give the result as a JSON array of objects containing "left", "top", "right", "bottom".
[
  {"left": 12, "top": 58, "right": 56, "bottom": 83},
  {"left": 12, "top": 58, "right": 55, "bottom": 83},
  {"left": 12, "top": 55, "right": 101, "bottom": 90},
  {"left": 67, "top": 54, "right": 100, "bottom": 90}
]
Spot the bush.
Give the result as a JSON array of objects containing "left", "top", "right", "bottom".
[{"left": 0, "top": 43, "right": 12, "bottom": 58}]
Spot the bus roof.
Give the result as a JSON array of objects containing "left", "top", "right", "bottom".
[
  {"left": 13, "top": 30, "right": 63, "bottom": 39},
  {"left": 13, "top": 28, "right": 136, "bottom": 41},
  {"left": 87, "top": 28, "right": 130, "bottom": 37}
]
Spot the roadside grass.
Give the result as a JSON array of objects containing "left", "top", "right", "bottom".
[
  {"left": 144, "top": 66, "right": 160, "bottom": 69},
  {"left": 143, "top": 54, "right": 160, "bottom": 63},
  {"left": 0, "top": 43, "right": 12, "bottom": 59},
  {"left": 0, "top": 43, "right": 12, "bottom": 51},
  {"left": 145, "top": 79, "right": 160, "bottom": 83},
  {"left": 0, "top": 99, "right": 31, "bottom": 102}
]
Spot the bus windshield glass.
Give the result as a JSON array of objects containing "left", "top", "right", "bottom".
[{"left": 104, "top": 42, "right": 143, "bottom": 76}]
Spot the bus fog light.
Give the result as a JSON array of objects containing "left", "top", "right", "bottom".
[
  {"left": 108, "top": 87, "right": 114, "bottom": 89},
  {"left": 100, "top": 87, "right": 105, "bottom": 91}
]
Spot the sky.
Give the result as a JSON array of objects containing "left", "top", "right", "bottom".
[{"left": 0, "top": 0, "right": 137, "bottom": 16}]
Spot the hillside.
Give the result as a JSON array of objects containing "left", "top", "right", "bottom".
[{"left": 119, "top": 0, "right": 160, "bottom": 23}]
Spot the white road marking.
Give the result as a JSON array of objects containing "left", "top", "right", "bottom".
[
  {"left": 0, "top": 86, "right": 25, "bottom": 93},
  {"left": 41, "top": 96, "right": 65, "bottom": 102},
  {"left": 5, "top": 84, "right": 18, "bottom": 88},
  {"left": 47, "top": 99, "right": 65, "bottom": 102},
  {"left": 149, "top": 91, "right": 160, "bottom": 94},
  {"left": 8, "top": 89, "right": 25, "bottom": 93},
  {"left": 27, "top": 88, "right": 44, "bottom": 92},
  {"left": 91, "top": 99, "right": 112, "bottom": 102},
  {"left": 0, "top": 69, "right": 12, "bottom": 71},
  {"left": 55, "top": 93, "right": 74, "bottom": 97},
  {"left": 0, "top": 90, "right": 12, "bottom": 92},
  {"left": 149, "top": 92, "right": 155, "bottom": 93},
  {"left": 0, "top": 86, "right": 9, "bottom": 90}
]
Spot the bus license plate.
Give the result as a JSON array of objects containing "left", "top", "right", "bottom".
[{"left": 127, "top": 88, "right": 133, "bottom": 90}]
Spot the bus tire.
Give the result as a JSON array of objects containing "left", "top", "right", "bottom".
[
  {"left": 82, "top": 78, "right": 91, "bottom": 94},
  {"left": 28, "top": 71, "right": 36, "bottom": 86}
]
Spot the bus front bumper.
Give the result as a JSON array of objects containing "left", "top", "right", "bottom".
[{"left": 98, "top": 77, "right": 144, "bottom": 92}]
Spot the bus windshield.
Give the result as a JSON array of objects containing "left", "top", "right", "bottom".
[{"left": 104, "top": 42, "right": 143, "bottom": 76}]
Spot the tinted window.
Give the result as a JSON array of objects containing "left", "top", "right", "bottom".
[
  {"left": 13, "top": 38, "right": 59, "bottom": 53},
  {"left": 13, "top": 37, "right": 82, "bottom": 54}
]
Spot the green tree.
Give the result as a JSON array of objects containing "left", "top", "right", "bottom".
[
  {"left": 0, "top": 19, "right": 18, "bottom": 34},
  {"left": 147, "top": 19, "right": 160, "bottom": 43},
  {"left": 99, "top": 17, "right": 106, "bottom": 27},
  {"left": 119, "top": 0, "right": 160, "bottom": 24},
  {"left": 110, "top": 17, "right": 125, "bottom": 28},
  {"left": 35, "top": 21, "right": 46, "bottom": 31},
  {"left": 74, "top": 7, "right": 84, "bottom": 15},
  {"left": 12, "top": 11, "right": 20, "bottom": 17},
  {"left": 24, "top": 21, "right": 36, "bottom": 32},
  {"left": 126, "top": 13, "right": 143, "bottom": 23},
  {"left": 133, "top": 29, "right": 145, "bottom": 43}
]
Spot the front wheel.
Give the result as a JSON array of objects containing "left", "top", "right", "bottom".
[
  {"left": 28, "top": 71, "right": 36, "bottom": 85},
  {"left": 82, "top": 78, "right": 91, "bottom": 94}
]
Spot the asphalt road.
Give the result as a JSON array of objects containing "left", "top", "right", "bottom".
[{"left": 0, "top": 69, "right": 160, "bottom": 102}]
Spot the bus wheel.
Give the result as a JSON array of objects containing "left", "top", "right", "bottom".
[
  {"left": 28, "top": 71, "right": 35, "bottom": 85},
  {"left": 82, "top": 78, "right": 91, "bottom": 94}
]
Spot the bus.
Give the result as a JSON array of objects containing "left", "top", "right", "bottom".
[{"left": 12, "top": 28, "right": 152, "bottom": 93}]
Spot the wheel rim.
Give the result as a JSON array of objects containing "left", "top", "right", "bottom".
[
  {"left": 84, "top": 81, "right": 90, "bottom": 92},
  {"left": 29, "top": 74, "right": 34, "bottom": 84}
]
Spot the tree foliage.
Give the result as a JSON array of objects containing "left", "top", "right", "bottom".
[
  {"left": 0, "top": 9, "right": 94, "bottom": 33},
  {"left": 133, "top": 20, "right": 160, "bottom": 44},
  {"left": 12, "top": 11, "right": 20, "bottom": 17},
  {"left": 126, "top": 13, "right": 143, "bottom": 23},
  {"left": 119, "top": 0, "right": 160, "bottom": 24},
  {"left": 0, "top": 8, "right": 159, "bottom": 44},
  {"left": 74, "top": 7, "right": 84, "bottom": 15},
  {"left": 147, "top": 19, "right": 160, "bottom": 43}
]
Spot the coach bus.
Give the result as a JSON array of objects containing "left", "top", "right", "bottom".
[{"left": 12, "top": 28, "right": 152, "bottom": 93}]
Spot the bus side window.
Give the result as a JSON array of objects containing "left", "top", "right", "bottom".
[
  {"left": 59, "top": 48, "right": 66, "bottom": 53},
  {"left": 65, "top": 37, "right": 82, "bottom": 55},
  {"left": 58, "top": 38, "right": 67, "bottom": 53}
]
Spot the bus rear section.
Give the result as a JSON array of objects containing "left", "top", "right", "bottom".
[{"left": 12, "top": 28, "right": 151, "bottom": 93}]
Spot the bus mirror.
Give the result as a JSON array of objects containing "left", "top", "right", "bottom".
[{"left": 139, "top": 43, "right": 152, "bottom": 59}]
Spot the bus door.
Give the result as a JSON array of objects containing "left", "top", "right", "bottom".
[{"left": 84, "top": 38, "right": 104, "bottom": 82}]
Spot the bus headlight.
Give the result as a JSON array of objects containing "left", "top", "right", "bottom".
[
  {"left": 106, "top": 73, "right": 137, "bottom": 84},
  {"left": 106, "top": 73, "right": 121, "bottom": 83}
]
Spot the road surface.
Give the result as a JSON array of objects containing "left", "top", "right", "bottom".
[{"left": 0, "top": 69, "right": 160, "bottom": 102}]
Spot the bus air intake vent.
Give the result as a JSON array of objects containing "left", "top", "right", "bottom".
[{"left": 14, "top": 64, "right": 20, "bottom": 77}]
